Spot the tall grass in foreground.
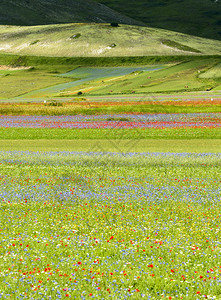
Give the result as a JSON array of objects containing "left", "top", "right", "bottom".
[{"left": 0, "top": 151, "right": 220, "bottom": 299}]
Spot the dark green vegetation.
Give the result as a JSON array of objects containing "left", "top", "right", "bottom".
[
  {"left": 95, "top": 0, "right": 221, "bottom": 41},
  {"left": 0, "top": 53, "right": 208, "bottom": 67},
  {"left": 161, "top": 40, "right": 201, "bottom": 54},
  {"left": 0, "top": 0, "right": 141, "bottom": 26},
  {"left": 0, "top": 127, "right": 220, "bottom": 140}
]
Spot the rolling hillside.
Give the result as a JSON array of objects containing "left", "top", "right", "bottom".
[
  {"left": 0, "top": 0, "right": 143, "bottom": 26},
  {"left": 0, "top": 23, "right": 221, "bottom": 57},
  {"left": 95, "top": 0, "right": 221, "bottom": 41}
]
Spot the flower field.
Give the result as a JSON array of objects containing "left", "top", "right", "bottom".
[
  {"left": 1, "top": 113, "right": 221, "bottom": 140},
  {"left": 0, "top": 37, "right": 221, "bottom": 300},
  {"left": 0, "top": 150, "right": 220, "bottom": 299},
  {"left": 0, "top": 113, "right": 221, "bottom": 129}
]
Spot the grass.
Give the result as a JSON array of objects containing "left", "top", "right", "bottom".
[
  {"left": 0, "top": 53, "right": 194, "bottom": 67},
  {"left": 0, "top": 127, "right": 221, "bottom": 140},
  {"left": 1, "top": 139, "right": 221, "bottom": 153},
  {"left": 0, "top": 70, "right": 73, "bottom": 99},
  {"left": 0, "top": 150, "right": 221, "bottom": 299},
  {"left": 0, "top": 60, "right": 80, "bottom": 99},
  {"left": 199, "top": 63, "right": 221, "bottom": 79},
  {"left": 0, "top": 23, "right": 221, "bottom": 58}
]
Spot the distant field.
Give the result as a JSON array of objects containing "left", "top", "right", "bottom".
[
  {"left": 0, "top": 23, "right": 221, "bottom": 57},
  {"left": 15, "top": 65, "right": 163, "bottom": 99},
  {"left": 0, "top": 55, "right": 220, "bottom": 100},
  {"left": 0, "top": 69, "right": 72, "bottom": 99},
  {"left": 59, "top": 58, "right": 221, "bottom": 96}
]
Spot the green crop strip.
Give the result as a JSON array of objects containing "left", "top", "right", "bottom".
[{"left": 0, "top": 128, "right": 220, "bottom": 140}]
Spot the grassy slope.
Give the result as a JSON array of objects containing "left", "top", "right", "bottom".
[
  {"left": 199, "top": 63, "right": 221, "bottom": 79},
  {"left": 0, "top": 67, "right": 74, "bottom": 98},
  {"left": 95, "top": 0, "right": 221, "bottom": 41},
  {"left": 0, "top": 0, "right": 142, "bottom": 26},
  {"left": 0, "top": 24, "right": 221, "bottom": 58}
]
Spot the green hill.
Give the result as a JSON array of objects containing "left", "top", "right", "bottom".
[
  {"left": 0, "top": 0, "right": 142, "bottom": 26},
  {"left": 95, "top": 0, "right": 221, "bottom": 41},
  {"left": 0, "top": 23, "right": 221, "bottom": 57}
]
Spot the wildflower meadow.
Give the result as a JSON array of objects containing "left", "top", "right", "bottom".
[
  {"left": 0, "top": 149, "right": 220, "bottom": 299},
  {"left": 0, "top": 13, "right": 221, "bottom": 300}
]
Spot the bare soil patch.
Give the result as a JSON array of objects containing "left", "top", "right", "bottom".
[{"left": 0, "top": 65, "right": 31, "bottom": 70}]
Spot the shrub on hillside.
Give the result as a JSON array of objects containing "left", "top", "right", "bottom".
[
  {"left": 11, "top": 56, "right": 27, "bottom": 67},
  {"left": 45, "top": 100, "right": 63, "bottom": 107},
  {"left": 110, "top": 23, "right": 119, "bottom": 27},
  {"left": 109, "top": 43, "right": 116, "bottom": 48},
  {"left": 30, "top": 40, "right": 39, "bottom": 45},
  {"left": 71, "top": 33, "right": 81, "bottom": 39}
]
